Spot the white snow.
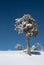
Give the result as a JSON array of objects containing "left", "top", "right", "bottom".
[
  {"left": 0, "top": 50, "right": 44, "bottom": 65},
  {"left": 26, "top": 24, "right": 32, "bottom": 27}
]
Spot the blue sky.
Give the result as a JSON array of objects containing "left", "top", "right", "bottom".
[{"left": 0, "top": 0, "right": 44, "bottom": 50}]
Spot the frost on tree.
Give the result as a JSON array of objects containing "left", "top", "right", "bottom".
[
  {"left": 15, "top": 44, "right": 23, "bottom": 50},
  {"left": 15, "top": 14, "right": 38, "bottom": 55}
]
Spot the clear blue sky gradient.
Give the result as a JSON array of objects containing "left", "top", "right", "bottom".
[{"left": 0, "top": 0, "right": 44, "bottom": 50}]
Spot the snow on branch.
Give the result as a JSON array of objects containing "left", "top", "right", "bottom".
[{"left": 15, "top": 14, "right": 38, "bottom": 37}]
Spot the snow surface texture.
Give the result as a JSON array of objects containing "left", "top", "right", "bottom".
[{"left": 0, "top": 50, "right": 44, "bottom": 65}]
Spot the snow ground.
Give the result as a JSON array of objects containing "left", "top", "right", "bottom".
[{"left": 0, "top": 50, "right": 44, "bottom": 65}]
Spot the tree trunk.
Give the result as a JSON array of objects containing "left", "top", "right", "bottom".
[{"left": 26, "top": 36, "right": 31, "bottom": 55}]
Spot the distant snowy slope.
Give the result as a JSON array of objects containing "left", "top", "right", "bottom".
[{"left": 0, "top": 50, "right": 44, "bottom": 65}]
